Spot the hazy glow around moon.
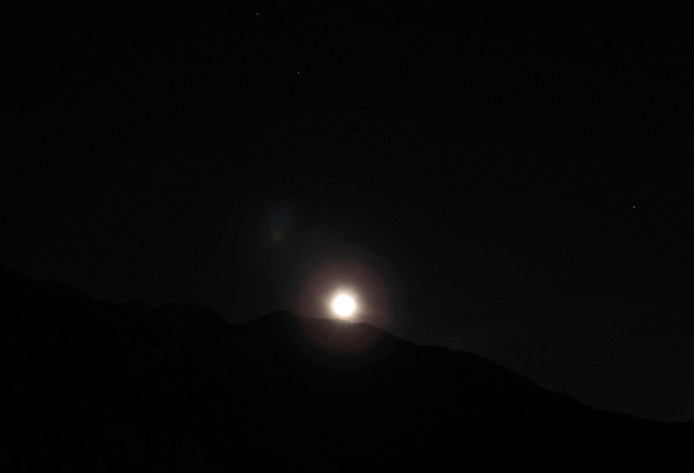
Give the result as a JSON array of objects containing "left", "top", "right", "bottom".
[{"left": 332, "top": 294, "right": 356, "bottom": 317}]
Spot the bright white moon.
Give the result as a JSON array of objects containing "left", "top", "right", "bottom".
[{"left": 332, "top": 294, "right": 356, "bottom": 317}]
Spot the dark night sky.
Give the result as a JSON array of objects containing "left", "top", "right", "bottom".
[{"left": 3, "top": 3, "right": 694, "bottom": 422}]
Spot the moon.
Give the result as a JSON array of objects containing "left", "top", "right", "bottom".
[{"left": 332, "top": 294, "right": 356, "bottom": 317}]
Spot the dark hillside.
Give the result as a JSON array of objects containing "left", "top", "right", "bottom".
[{"left": 1, "top": 265, "right": 690, "bottom": 471}]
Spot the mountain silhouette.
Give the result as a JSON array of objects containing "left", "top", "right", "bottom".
[{"left": 1, "top": 265, "right": 691, "bottom": 471}]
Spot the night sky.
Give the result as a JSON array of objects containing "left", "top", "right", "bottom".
[{"left": 3, "top": 4, "right": 693, "bottom": 422}]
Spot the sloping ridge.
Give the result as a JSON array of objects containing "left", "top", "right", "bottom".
[{"left": 1, "top": 264, "right": 691, "bottom": 471}]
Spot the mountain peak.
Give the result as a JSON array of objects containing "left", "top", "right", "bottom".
[
  {"left": 255, "top": 309, "right": 301, "bottom": 323},
  {"left": 241, "top": 310, "right": 414, "bottom": 370}
]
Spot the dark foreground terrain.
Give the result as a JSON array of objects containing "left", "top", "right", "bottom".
[{"left": 1, "top": 265, "right": 691, "bottom": 471}]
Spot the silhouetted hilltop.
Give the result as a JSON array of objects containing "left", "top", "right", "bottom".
[{"left": 1, "top": 265, "right": 691, "bottom": 471}]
